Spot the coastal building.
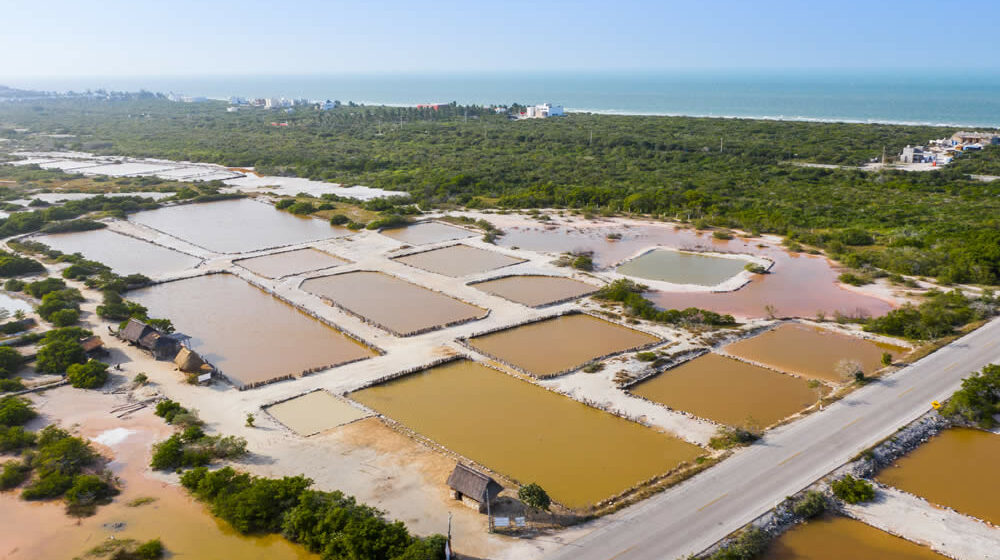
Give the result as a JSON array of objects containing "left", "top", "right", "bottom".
[
  {"left": 899, "top": 145, "right": 928, "bottom": 164},
  {"left": 951, "top": 131, "right": 1000, "bottom": 146},
  {"left": 264, "top": 98, "right": 281, "bottom": 109},
  {"left": 523, "top": 103, "right": 565, "bottom": 119},
  {"left": 446, "top": 463, "right": 503, "bottom": 513},
  {"left": 318, "top": 99, "right": 339, "bottom": 110}
]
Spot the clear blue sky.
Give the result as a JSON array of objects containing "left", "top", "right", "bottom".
[{"left": 3, "top": 0, "right": 999, "bottom": 77}]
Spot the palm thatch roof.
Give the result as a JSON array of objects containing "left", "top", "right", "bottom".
[
  {"left": 174, "top": 347, "right": 206, "bottom": 373},
  {"left": 447, "top": 464, "right": 502, "bottom": 504},
  {"left": 121, "top": 318, "right": 153, "bottom": 344}
]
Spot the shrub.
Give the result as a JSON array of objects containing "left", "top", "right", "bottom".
[
  {"left": 744, "top": 263, "right": 768, "bottom": 274},
  {"left": 518, "top": 482, "right": 551, "bottom": 511},
  {"left": 831, "top": 475, "right": 875, "bottom": 504},
  {"left": 134, "top": 538, "right": 165, "bottom": 559},
  {"left": 709, "top": 426, "right": 760, "bottom": 450},
  {"left": 570, "top": 254, "right": 594, "bottom": 271},
  {"left": 791, "top": 491, "right": 827, "bottom": 519},
  {"left": 881, "top": 352, "right": 893, "bottom": 366},
  {"left": 4, "top": 278, "right": 25, "bottom": 291},
  {"left": 940, "top": 364, "right": 1000, "bottom": 428},
  {"left": 709, "top": 526, "right": 769, "bottom": 560},
  {"left": 834, "top": 359, "right": 865, "bottom": 383},
  {"left": 25, "top": 278, "right": 67, "bottom": 298},
  {"left": 712, "top": 230, "right": 733, "bottom": 240},
  {"left": 48, "top": 308, "right": 80, "bottom": 327},
  {"left": 64, "top": 473, "right": 118, "bottom": 506},
  {"left": 0, "top": 425, "right": 36, "bottom": 452},
  {"left": 329, "top": 213, "right": 350, "bottom": 225},
  {"left": 0, "top": 251, "right": 44, "bottom": 277},
  {"left": 0, "top": 460, "right": 31, "bottom": 490},
  {"left": 838, "top": 272, "right": 870, "bottom": 286},
  {"left": 0, "top": 347, "right": 24, "bottom": 375},
  {"left": 0, "top": 378, "right": 26, "bottom": 393},
  {"left": 66, "top": 360, "right": 110, "bottom": 389},
  {"left": 35, "top": 339, "right": 87, "bottom": 373},
  {"left": 154, "top": 399, "right": 193, "bottom": 424},
  {"left": 0, "top": 396, "right": 36, "bottom": 426}
]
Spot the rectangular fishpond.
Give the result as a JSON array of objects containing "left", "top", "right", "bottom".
[
  {"left": 393, "top": 244, "right": 526, "bottom": 277},
  {"left": 466, "top": 314, "right": 660, "bottom": 377},
  {"left": 235, "top": 248, "right": 348, "bottom": 279},
  {"left": 350, "top": 360, "right": 703, "bottom": 509},
  {"left": 471, "top": 275, "right": 598, "bottom": 307},
  {"left": 266, "top": 391, "right": 371, "bottom": 436},
  {"left": 763, "top": 516, "right": 945, "bottom": 560},
  {"left": 616, "top": 248, "right": 748, "bottom": 286},
  {"left": 300, "top": 271, "right": 487, "bottom": 335},
  {"left": 876, "top": 427, "right": 1000, "bottom": 526},
  {"left": 130, "top": 199, "right": 348, "bottom": 253},
  {"left": 128, "top": 274, "right": 375, "bottom": 387},
  {"left": 724, "top": 323, "right": 905, "bottom": 383},
  {"left": 35, "top": 229, "right": 201, "bottom": 277},
  {"left": 379, "top": 221, "right": 476, "bottom": 245},
  {"left": 630, "top": 353, "right": 825, "bottom": 428}
]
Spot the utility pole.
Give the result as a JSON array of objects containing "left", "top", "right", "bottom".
[
  {"left": 720, "top": 136, "right": 725, "bottom": 152},
  {"left": 589, "top": 129, "right": 593, "bottom": 146}
]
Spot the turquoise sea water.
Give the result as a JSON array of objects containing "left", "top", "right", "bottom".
[{"left": 11, "top": 70, "right": 1000, "bottom": 127}]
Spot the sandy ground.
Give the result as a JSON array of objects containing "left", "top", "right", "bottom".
[{"left": 845, "top": 486, "right": 1000, "bottom": 560}]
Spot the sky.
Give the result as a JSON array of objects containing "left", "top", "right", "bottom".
[{"left": 2, "top": 0, "right": 1000, "bottom": 77}]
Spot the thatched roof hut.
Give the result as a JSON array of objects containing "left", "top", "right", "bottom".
[
  {"left": 447, "top": 464, "right": 502, "bottom": 513},
  {"left": 120, "top": 318, "right": 154, "bottom": 344},
  {"left": 80, "top": 335, "right": 106, "bottom": 356},
  {"left": 174, "top": 347, "right": 206, "bottom": 373}
]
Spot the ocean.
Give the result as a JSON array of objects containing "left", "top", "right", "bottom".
[{"left": 10, "top": 70, "right": 1000, "bottom": 127}]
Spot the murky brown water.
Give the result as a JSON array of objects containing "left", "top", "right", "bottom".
[
  {"left": 472, "top": 275, "right": 598, "bottom": 307},
  {"left": 130, "top": 199, "right": 348, "bottom": 253},
  {"left": 351, "top": 360, "right": 703, "bottom": 509},
  {"left": 496, "top": 222, "right": 892, "bottom": 319},
  {"left": 724, "top": 323, "right": 905, "bottom": 383},
  {"left": 128, "top": 274, "right": 375, "bottom": 386},
  {"left": 467, "top": 314, "right": 659, "bottom": 377},
  {"left": 630, "top": 353, "right": 825, "bottom": 428},
  {"left": 236, "top": 248, "right": 348, "bottom": 278},
  {"left": 301, "top": 271, "right": 487, "bottom": 335},
  {"left": 876, "top": 427, "right": 1000, "bottom": 525},
  {"left": 35, "top": 229, "right": 201, "bottom": 277},
  {"left": 266, "top": 391, "right": 370, "bottom": 436},
  {"left": 379, "top": 221, "right": 476, "bottom": 245},
  {"left": 0, "top": 421, "right": 314, "bottom": 560},
  {"left": 763, "top": 516, "right": 945, "bottom": 559},
  {"left": 617, "top": 249, "right": 748, "bottom": 286},
  {"left": 393, "top": 244, "right": 526, "bottom": 277}
]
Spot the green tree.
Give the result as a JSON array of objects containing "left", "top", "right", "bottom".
[
  {"left": 0, "top": 347, "right": 24, "bottom": 375},
  {"left": 518, "top": 483, "right": 551, "bottom": 511},
  {"left": 0, "top": 396, "right": 36, "bottom": 426},
  {"left": 831, "top": 475, "right": 875, "bottom": 504},
  {"left": 35, "top": 339, "right": 87, "bottom": 373},
  {"left": 66, "top": 360, "right": 110, "bottom": 389}
]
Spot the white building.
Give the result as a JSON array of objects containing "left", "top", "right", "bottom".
[
  {"left": 264, "top": 98, "right": 281, "bottom": 109},
  {"left": 523, "top": 103, "right": 565, "bottom": 118}
]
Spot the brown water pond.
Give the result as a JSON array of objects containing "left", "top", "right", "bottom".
[
  {"left": 466, "top": 314, "right": 659, "bottom": 377},
  {"left": 497, "top": 222, "right": 892, "bottom": 319},
  {"left": 379, "top": 221, "right": 476, "bottom": 245},
  {"left": 129, "top": 199, "right": 348, "bottom": 253},
  {"left": 762, "top": 516, "right": 945, "bottom": 559},
  {"left": 128, "top": 274, "right": 374, "bottom": 387},
  {"left": 236, "top": 247, "right": 348, "bottom": 278},
  {"left": 724, "top": 323, "right": 906, "bottom": 383},
  {"left": 266, "top": 390, "right": 371, "bottom": 436},
  {"left": 393, "top": 244, "right": 526, "bottom": 277},
  {"left": 630, "top": 353, "right": 826, "bottom": 428},
  {"left": 35, "top": 229, "right": 201, "bottom": 277},
  {"left": 617, "top": 249, "right": 748, "bottom": 286},
  {"left": 472, "top": 275, "right": 598, "bottom": 307},
  {"left": 876, "top": 427, "right": 1000, "bottom": 525},
  {"left": 350, "top": 360, "right": 703, "bottom": 509},
  {"left": 301, "top": 271, "right": 487, "bottom": 335}
]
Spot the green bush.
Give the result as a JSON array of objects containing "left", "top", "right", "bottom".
[
  {"left": 64, "top": 473, "right": 118, "bottom": 506},
  {"left": 709, "top": 426, "right": 760, "bottom": 450},
  {"left": 48, "top": 308, "right": 80, "bottom": 327},
  {"left": 0, "top": 460, "right": 31, "bottom": 490},
  {"left": 864, "top": 290, "right": 987, "bottom": 340},
  {"left": 35, "top": 339, "right": 87, "bottom": 373},
  {"left": 0, "top": 251, "right": 44, "bottom": 277},
  {"left": 0, "top": 347, "right": 25, "bottom": 375},
  {"left": 0, "top": 396, "right": 36, "bottom": 426},
  {"left": 570, "top": 254, "right": 594, "bottom": 271},
  {"left": 25, "top": 277, "right": 67, "bottom": 298},
  {"left": 940, "top": 364, "right": 1000, "bottom": 428},
  {"left": 791, "top": 491, "right": 827, "bottom": 519},
  {"left": 709, "top": 526, "right": 770, "bottom": 560},
  {"left": 595, "top": 279, "right": 737, "bottom": 327},
  {"left": 4, "top": 278, "right": 25, "bottom": 291},
  {"left": 329, "top": 213, "right": 350, "bottom": 225},
  {"left": 66, "top": 360, "right": 110, "bottom": 389},
  {"left": 0, "top": 425, "right": 36, "bottom": 452},
  {"left": 831, "top": 475, "right": 875, "bottom": 504},
  {"left": 134, "top": 538, "right": 165, "bottom": 559},
  {"left": 517, "top": 482, "right": 551, "bottom": 511}
]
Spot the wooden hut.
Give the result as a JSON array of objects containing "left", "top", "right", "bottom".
[
  {"left": 446, "top": 464, "right": 503, "bottom": 513},
  {"left": 174, "top": 347, "right": 206, "bottom": 373},
  {"left": 120, "top": 318, "right": 154, "bottom": 345},
  {"left": 80, "top": 335, "right": 106, "bottom": 357}
]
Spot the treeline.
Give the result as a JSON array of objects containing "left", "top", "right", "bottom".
[
  {"left": 863, "top": 289, "right": 995, "bottom": 340},
  {"left": 4, "top": 98, "right": 1000, "bottom": 284},
  {"left": 941, "top": 364, "right": 1000, "bottom": 428},
  {"left": 180, "top": 467, "right": 445, "bottom": 560}
]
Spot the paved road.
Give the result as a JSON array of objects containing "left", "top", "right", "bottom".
[{"left": 549, "top": 317, "right": 1000, "bottom": 560}]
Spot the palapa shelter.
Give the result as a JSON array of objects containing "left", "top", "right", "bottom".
[
  {"left": 174, "top": 347, "right": 206, "bottom": 373},
  {"left": 120, "top": 318, "right": 155, "bottom": 345},
  {"left": 80, "top": 335, "right": 106, "bottom": 357},
  {"left": 446, "top": 463, "right": 503, "bottom": 513},
  {"left": 120, "top": 318, "right": 184, "bottom": 360}
]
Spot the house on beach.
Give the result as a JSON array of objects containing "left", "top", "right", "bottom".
[
  {"left": 80, "top": 335, "right": 107, "bottom": 357},
  {"left": 447, "top": 463, "right": 503, "bottom": 513},
  {"left": 119, "top": 318, "right": 188, "bottom": 360}
]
